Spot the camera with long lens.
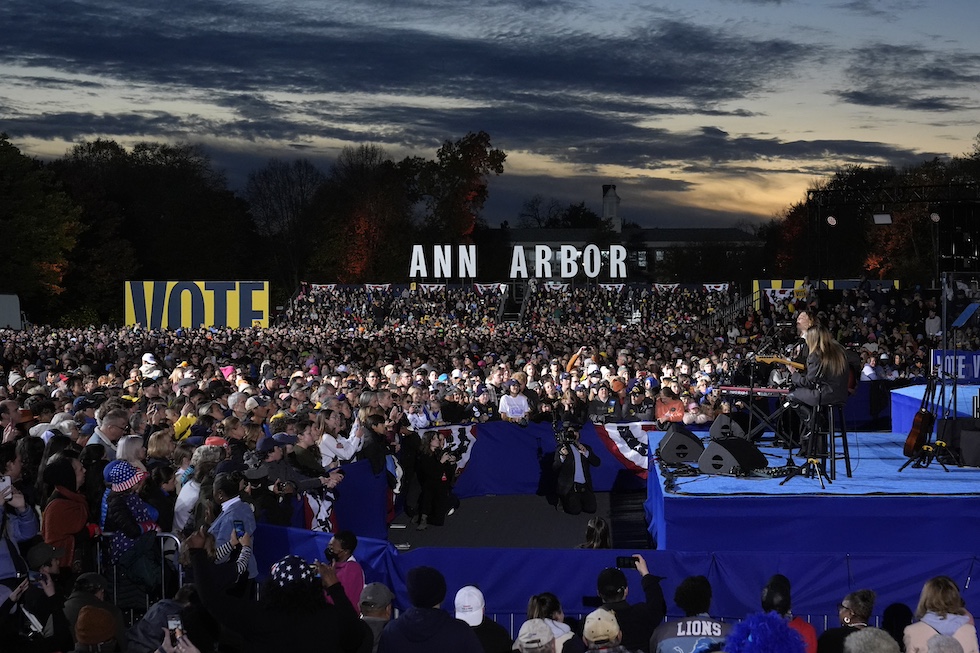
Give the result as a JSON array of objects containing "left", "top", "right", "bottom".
[{"left": 553, "top": 420, "right": 579, "bottom": 447}]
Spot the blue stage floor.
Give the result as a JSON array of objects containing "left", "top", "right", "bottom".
[{"left": 646, "top": 430, "right": 980, "bottom": 554}]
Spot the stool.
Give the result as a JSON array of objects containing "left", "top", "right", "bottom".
[{"left": 819, "top": 402, "right": 851, "bottom": 480}]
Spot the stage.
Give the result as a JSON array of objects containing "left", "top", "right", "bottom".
[
  {"left": 645, "top": 429, "right": 980, "bottom": 554},
  {"left": 250, "top": 422, "right": 980, "bottom": 629},
  {"left": 890, "top": 382, "right": 979, "bottom": 434}
]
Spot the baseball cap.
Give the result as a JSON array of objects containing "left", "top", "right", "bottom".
[
  {"left": 454, "top": 585, "right": 485, "bottom": 627},
  {"left": 583, "top": 608, "right": 620, "bottom": 644},
  {"left": 73, "top": 396, "right": 98, "bottom": 411},
  {"left": 76, "top": 572, "right": 108, "bottom": 591},
  {"left": 245, "top": 396, "right": 269, "bottom": 412},
  {"left": 597, "top": 568, "right": 628, "bottom": 598},
  {"left": 360, "top": 582, "right": 395, "bottom": 610},
  {"left": 27, "top": 542, "right": 65, "bottom": 570},
  {"left": 244, "top": 464, "right": 270, "bottom": 481},
  {"left": 255, "top": 434, "right": 277, "bottom": 453},
  {"left": 256, "top": 432, "right": 297, "bottom": 453},
  {"left": 273, "top": 432, "right": 297, "bottom": 446},
  {"left": 516, "top": 619, "right": 555, "bottom": 651}
]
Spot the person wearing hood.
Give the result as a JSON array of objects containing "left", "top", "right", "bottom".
[
  {"left": 377, "top": 565, "right": 481, "bottom": 653},
  {"left": 904, "top": 576, "right": 978, "bottom": 653},
  {"left": 41, "top": 454, "right": 100, "bottom": 574}
]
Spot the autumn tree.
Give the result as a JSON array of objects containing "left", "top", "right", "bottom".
[
  {"left": 306, "top": 145, "right": 416, "bottom": 283},
  {"left": 412, "top": 131, "right": 505, "bottom": 243},
  {"left": 0, "top": 135, "right": 80, "bottom": 320},
  {"left": 48, "top": 139, "right": 139, "bottom": 322}
]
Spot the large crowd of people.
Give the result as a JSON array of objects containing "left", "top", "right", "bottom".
[{"left": 0, "top": 281, "right": 976, "bottom": 652}]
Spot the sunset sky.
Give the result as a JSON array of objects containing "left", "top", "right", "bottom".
[{"left": 2, "top": 0, "right": 979, "bottom": 227}]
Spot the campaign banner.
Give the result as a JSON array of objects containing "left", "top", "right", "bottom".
[
  {"left": 417, "top": 423, "right": 477, "bottom": 472},
  {"left": 765, "top": 288, "right": 794, "bottom": 305},
  {"left": 595, "top": 422, "right": 655, "bottom": 478},
  {"left": 542, "top": 282, "right": 569, "bottom": 292},
  {"left": 931, "top": 350, "right": 980, "bottom": 382},
  {"left": 474, "top": 283, "right": 505, "bottom": 295},
  {"left": 125, "top": 281, "right": 269, "bottom": 329},
  {"left": 703, "top": 283, "right": 729, "bottom": 293}
]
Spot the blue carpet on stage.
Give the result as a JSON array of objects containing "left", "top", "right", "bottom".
[{"left": 645, "top": 430, "right": 980, "bottom": 554}]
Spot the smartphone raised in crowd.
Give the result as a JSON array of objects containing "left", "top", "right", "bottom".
[
  {"left": 167, "top": 614, "right": 183, "bottom": 646},
  {"left": 615, "top": 555, "right": 637, "bottom": 569},
  {"left": 233, "top": 520, "right": 246, "bottom": 538}
]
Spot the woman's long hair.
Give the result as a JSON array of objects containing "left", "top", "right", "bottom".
[
  {"left": 527, "top": 592, "right": 563, "bottom": 620},
  {"left": 580, "top": 517, "right": 611, "bottom": 549},
  {"left": 419, "top": 430, "right": 443, "bottom": 458},
  {"left": 805, "top": 325, "right": 847, "bottom": 377}
]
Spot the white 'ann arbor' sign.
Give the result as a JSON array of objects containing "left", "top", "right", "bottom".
[{"left": 409, "top": 244, "right": 628, "bottom": 279}]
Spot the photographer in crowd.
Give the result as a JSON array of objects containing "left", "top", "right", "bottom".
[{"left": 553, "top": 424, "right": 600, "bottom": 515}]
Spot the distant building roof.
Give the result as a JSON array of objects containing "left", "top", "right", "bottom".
[
  {"left": 504, "top": 226, "right": 760, "bottom": 247},
  {"left": 625, "top": 227, "right": 761, "bottom": 246}
]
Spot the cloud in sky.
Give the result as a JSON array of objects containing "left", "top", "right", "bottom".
[{"left": 1, "top": 0, "right": 978, "bottom": 226}]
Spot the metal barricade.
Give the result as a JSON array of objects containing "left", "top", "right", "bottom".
[
  {"left": 157, "top": 531, "right": 184, "bottom": 597},
  {"left": 94, "top": 530, "right": 184, "bottom": 617}
]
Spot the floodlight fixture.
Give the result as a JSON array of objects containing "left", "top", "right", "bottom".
[{"left": 872, "top": 213, "right": 893, "bottom": 225}]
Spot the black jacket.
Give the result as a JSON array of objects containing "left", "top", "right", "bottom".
[
  {"left": 602, "top": 573, "right": 667, "bottom": 653},
  {"left": 553, "top": 443, "right": 600, "bottom": 496}
]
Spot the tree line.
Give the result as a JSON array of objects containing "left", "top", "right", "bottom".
[
  {"left": 2, "top": 130, "right": 979, "bottom": 324},
  {"left": 0, "top": 132, "right": 506, "bottom": 324}
]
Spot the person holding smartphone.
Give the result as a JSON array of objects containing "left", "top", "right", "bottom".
[
  {"left": 0, "top": 441, "right": 39, "bottom": 584},
  {"left": 207, "top": 473, "right": 257, "bottom": 583},
  {"left": 597, "top": 555, "right": 667, "bottom": 653}
]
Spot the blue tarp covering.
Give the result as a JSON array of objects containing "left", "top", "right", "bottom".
[
  {"left": 454, "top": 420, "right": 642, "bottom": 498},
  {"left": 252, "top": 524, "right": 980, "bottom": 634},
  {"left": 891, "top": 383, "right": 979, "bottom": 434}
]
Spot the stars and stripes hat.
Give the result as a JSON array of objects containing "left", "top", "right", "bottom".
[
  {"left": 270, "top": 555, "right": 317, "bottom": 587},
  {"left": 106, "top": 460, "right": 147, "bottom": 493}
]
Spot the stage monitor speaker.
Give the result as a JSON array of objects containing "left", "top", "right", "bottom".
[
  {"left": 935, "top": 417, "right": 980, "bottom": 455},
  {"left": 698, "top": 438, "right": 768, "bottom": 475},
  {"left": 658, "top": 424, "right": 705, "bottom": 465},
  {"left": 709, "top": 413, "right": 750, "bottom": 441},
  {"left": 959, "top": 430, "right": 980, "bottom": 467}
]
